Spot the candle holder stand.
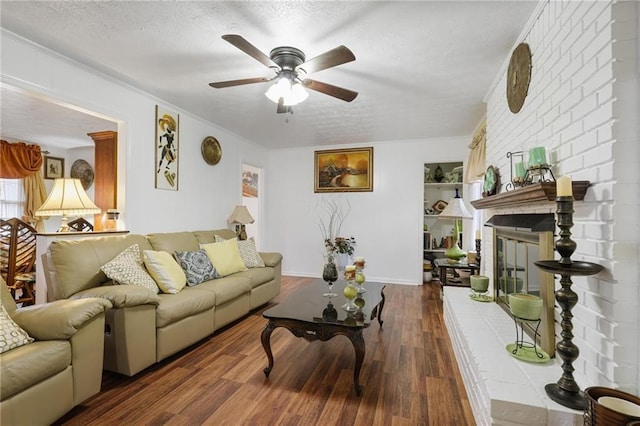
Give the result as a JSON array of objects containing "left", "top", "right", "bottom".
[
  {"left": 506, "top": 151, "right": 528, "bottom": 191},
  {"left": 475, "top": 238, "right": 481, "bottom": 272},
  {"left": 535, "top": 196, "right": 603, "bottom": 410},
  {"left": 525, "top": 164, "right": 555, "bottom": 185}
]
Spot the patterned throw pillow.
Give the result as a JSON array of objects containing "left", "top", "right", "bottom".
[
  {"left": 0, "top": 304, "right": 34, "bottom": 354},
  {"left": 100, "top": 244, "right": 160, "bottom": 293},
  {"left": 175, "top": 249, "right": 219, "bottom": 286},
  {"left": 214, "top": 235, "right": 265, "bottom": 268}
]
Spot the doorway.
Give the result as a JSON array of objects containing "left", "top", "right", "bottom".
[{"left": 242, "top": 164, "right": 262, "bottom": 248}]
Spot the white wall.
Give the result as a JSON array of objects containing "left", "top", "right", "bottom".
[
  {"left": 482, "top": 0, "right": 639, "bottom": 393},
  {"left": 266, "top": 138, "right": 467, "bottom": 285},
  {"left": 1, "top": 30, "right": 267, "bottom": 236}
]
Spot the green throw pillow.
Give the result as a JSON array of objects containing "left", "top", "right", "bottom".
[{"left": 201, "top": 239, "right": 247, "bottom": 277}]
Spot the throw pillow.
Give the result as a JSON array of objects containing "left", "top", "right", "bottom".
[
  {"left": 0, "top": 304, "right": 34, "bottom": 354},
  {"left": 214, "top": 235, "right": 265, "bottom": 268},
  {"left": 174, "top": 249, "right": 219, "bottom": 286},
  {"left": 200, "top": 239, "right": 248, "bottom": 277},
  {"left": 143, "top": 250, "right": 187, "bottom": 294},
  {"left": 100, "top": 244, "right": 160, "bottom": 294}
]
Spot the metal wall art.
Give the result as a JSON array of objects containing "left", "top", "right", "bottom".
[{"left": 155, "top": 105, "right": 179, "bottom": 190}]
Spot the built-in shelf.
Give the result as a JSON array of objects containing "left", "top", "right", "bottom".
[{"left": 470, "top": 181, "right": 590, "bottom": 210}]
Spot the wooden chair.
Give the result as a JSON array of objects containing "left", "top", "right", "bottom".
[
  {"left": 68, "top": 217, "right": 94, "bottom": 232},
  {"left": 0, "top": 218, "right": 37, "bottom": 305}
]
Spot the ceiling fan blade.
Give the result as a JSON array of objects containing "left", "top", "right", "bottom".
[
  {"left": 222, "top": 34, "right": 278, "bottom": 69},
  {"left": 209, "top": 77, "right": 270, "bottom": 89},
  {"left": 297, "top": 45, "right": 355, "bottom": 74},
  {"left": 302, "top": 79, "right": 358, "bottom": 102}
]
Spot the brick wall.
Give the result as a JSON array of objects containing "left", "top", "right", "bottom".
[{"left": 484, "top": 0, "right": 639, "bottom": 393}]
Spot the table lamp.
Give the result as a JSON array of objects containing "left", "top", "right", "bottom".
[
  {"left": 438, "top": 189, "right": 473, "bottom": 262},
  {"left": 227, "top": 205, "right": 254, "bottom": 240},
  {"left": 35, "top": 178, "right": 101, "bottom": 232}
]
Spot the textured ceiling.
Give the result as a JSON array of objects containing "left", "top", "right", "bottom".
[{"left": 0, "top": 1, "right": 537, "bottom": 149}]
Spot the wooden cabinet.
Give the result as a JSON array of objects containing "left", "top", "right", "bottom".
[{"left": 88, "top": 131, "right": 117, "bottom": 230}]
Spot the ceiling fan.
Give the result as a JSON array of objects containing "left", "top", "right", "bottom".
[{"left": 209, "top": 35, "right": 358, "bottom": 114}]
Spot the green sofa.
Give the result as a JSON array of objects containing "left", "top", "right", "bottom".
[{"left": 0, "top": 277, "right": 111, "bottom": 425}]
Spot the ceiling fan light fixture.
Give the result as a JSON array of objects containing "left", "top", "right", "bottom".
[{"left": 265, "top": 76, "right": 308, "bottom": 106}]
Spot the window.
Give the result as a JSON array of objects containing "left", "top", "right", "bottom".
[{"left": 0, "top": 178, "right": 25, "bottom": 219}]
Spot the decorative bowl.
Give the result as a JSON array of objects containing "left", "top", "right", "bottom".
[
  {"left": 455, "top": 269, "right": 471, "bottom": 279},
  {"left": 470, "top": 275, "right": 489, "bottom": 292},
  {"left": 508, "top": 293, "right": 543, "bottom": 320}
]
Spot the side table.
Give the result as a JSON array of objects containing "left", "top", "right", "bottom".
[{"left": 434, "top": 258, "right": 479, "bottom": 287}]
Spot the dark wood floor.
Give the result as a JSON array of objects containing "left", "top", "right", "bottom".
[{"left": 55, "top": 277, "right": 475, "bottom": 425}]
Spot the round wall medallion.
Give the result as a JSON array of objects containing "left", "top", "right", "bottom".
[
  {"left": 70, "top": 159, "right": 95, "bottom": 190},
  {"left": 201, "top": 136, "right": 222, "bottom": 165},
  {"left": 507, "top": 43, "right": 532, "bottom": 114}
]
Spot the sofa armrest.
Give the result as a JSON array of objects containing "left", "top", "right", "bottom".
[
  {"left": 259, "top": 252, "right": 283, "bottom": 268},
  {"left": 70, "top": 285, "right": 161, "bottom": 309},
  {"left": 11, "top": 298, "right": 112, "bottom": 341}
]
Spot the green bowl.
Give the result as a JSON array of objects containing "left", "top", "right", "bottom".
[
  {"left": 470, "top": 275, "right": 489, "bottom": 292},
  {"left": 508, "top": 293, "right": 543, "bottom": 320}
]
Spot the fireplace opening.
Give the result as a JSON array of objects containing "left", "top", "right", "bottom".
[{"left": 487, "top": 214, "right": 556, "bottom": 356}]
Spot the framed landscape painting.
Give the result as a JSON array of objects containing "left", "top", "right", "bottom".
[
  {"left": 155, "top": 105, "right": 179, "bottom": 190},
  {"left": 314, "top": 147, "right": 373, "bottom": 193}
]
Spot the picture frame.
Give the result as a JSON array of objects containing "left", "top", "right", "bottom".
[
  {"left": 44, "top": 156, "right": 64, "bottom": 179},
  {"left": 314, "top": 147, "right": 373, "bottom": 193},
  {"left": 155, "top": 105, "right": 180, "bottom": 190}
]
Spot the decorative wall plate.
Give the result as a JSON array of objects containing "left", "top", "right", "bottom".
[
  {"left": 507, "top": 43, "right": 532, "bottom": 114},
  {"left": 70, "top": 159, "right": 95, "bottom": 190},
  {"left": 483, "top": 165, "right": 499, "bottom": 197},
  {"left": 201, "top": 136, "right": 222, "bottom": 165}
]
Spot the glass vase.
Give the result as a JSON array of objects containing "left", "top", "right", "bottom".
[
  {"left": 342, "top": 281, "right": 358, "bottom": 312},
  {"left": 322, "top": 254, "right": 338, "bottom": 297}
]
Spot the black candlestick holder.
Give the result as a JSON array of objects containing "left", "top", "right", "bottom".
[
  {"left": 475, "top": 238, "right": 481, "bottom": 272},
  {"left": 535, "top": 196, "right": 603, "bottom": 410}
]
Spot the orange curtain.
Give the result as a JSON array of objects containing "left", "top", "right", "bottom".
[{"left": 0, "top": 140, "right": 43, "bottom": 178}]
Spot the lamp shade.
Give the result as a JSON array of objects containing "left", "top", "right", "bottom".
[
  {"left": 438, "top": 190, "right": 472, "bottom": 219},
  {"left": 227, "top": 205, "right": 254, "bottom": 225},
  {"left": 35, "top": 178, "right": 101, "bottom": 216}
]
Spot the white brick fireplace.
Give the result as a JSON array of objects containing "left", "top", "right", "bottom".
[{"left": 445, "top": 1, "right": 639, "bottom": 424}]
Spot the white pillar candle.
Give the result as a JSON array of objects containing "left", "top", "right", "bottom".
[
  {"left": 345, "top": 265, "right": 356, "bottom": 271},
  {"left": 475, "top": 230, "right": 481, "bottom": 240},
  {"left": 556, "top": 176, "right": 573, "bottom": 196}
]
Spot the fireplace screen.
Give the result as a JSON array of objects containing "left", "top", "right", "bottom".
[{"left": 488, "top": 214, "right": 555, "bottom": 356}]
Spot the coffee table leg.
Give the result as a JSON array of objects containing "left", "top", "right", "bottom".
[
  {"left": 348, "top": 330, "right": 365, "bottom": 396},
  {"left": 261, "top": 320, "right": 276, "bottom": 377},
  {"left": 377, "top": 286, "right": 386, "bottom": 326}
]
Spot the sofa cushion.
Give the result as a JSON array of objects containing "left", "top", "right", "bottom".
[
  {"left": 175, "top": 249, "right": 219, "bottom": 286},
  {"left": 101, "top": 244, "right": 160, "bottom": 294},
  {"left": 232, "top": 268, "right": 276, "bottom": 289},
  {"left": 155, "top": 289, "right": 216, "bottom": 328},
  {"left": 196, "top": 276, "right": 251, "bottom": 306},
  {"left": 48, "top": 234, "right": 153, "bottom": 299},
  {"left": 146, "top": 232, "right": 200, "bottom": 254},
  {"left": 215, "top": 236, "right": 265, "bottom": 268},
  {"left": 201, "top": 240, "right": 247, "bottom": 277},
  {"left": 193, "top": 229, "right": 236, "bottom": 244},
  {"left": 143, "top": 250, "right": 187, "bottom": 294},
  {"left": 0, "top": 304, "right": 34, "bottom": 354},
  {"left": 0, "top": 340, "right": 70, "bottom": 399}
]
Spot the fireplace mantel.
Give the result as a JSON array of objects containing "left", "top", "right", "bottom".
[{"left": 470, "top": 181, "right": 590, "bottom": 210}]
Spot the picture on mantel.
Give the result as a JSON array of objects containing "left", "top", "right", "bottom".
[{"left": 155, "top": 105, "right": 179, "bottom": 191}]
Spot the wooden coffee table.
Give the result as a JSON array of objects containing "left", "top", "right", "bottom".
[{"left": 261, "top": 279, "right": 386, "bottom": 395}]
